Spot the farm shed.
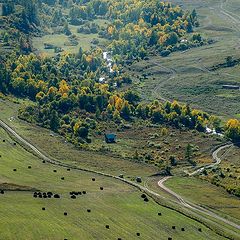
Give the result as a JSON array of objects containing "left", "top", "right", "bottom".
[{"left": 104, "top": 133, "right": 116, "bottom": 143}]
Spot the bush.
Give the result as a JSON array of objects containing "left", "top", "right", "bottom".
[{"left": 160, "top": 50, "right": 171, "bottom": 57}]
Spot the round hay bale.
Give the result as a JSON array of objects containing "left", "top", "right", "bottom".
[
  {"left": 198, "top": 228, "right": 202, "bottom": 232},
  {"left": 144, "top": 197, "right": 149, "bottom": 202},
  {"left": 13, "top": 142, "right": 16, "bottom": 146},
  {"left": 82, "top": 191, "right": 86, "bottom": 194},
  {"left": 100, "top": 187, "right": 104, "bottom": 190},
  {"left": 42, "top": 207, "right": 46, "bottom": 211},
  {"left": 28, "top": 166, "right": 32, "bottom": 169},
  {"left": 64, "top": 212, "right": 68, "bottom": 216},
  {"left": 42, "top": 160, "right": 46, "bottom": 163},
  {"left": 53, "top": 194, "right": 60, "bottom": 198},
  {"left": 172, "top": 226, "right": 176, "bottom": 230},
  {"left": 158, "top": 213, "right": 162, "bottom": 216},
  {"left": 136, "top": 232, "right": 140, "bottom": 236},
  {"left": 105, "top": 225, "right": 109, "bottom": 229},
  {"left": 3, "top": 140, "right": 5, "bottom": 142},
  {"left": 39, "top": 194, "right": 42, "bottom": 198},
  {"left": 141, "top": 194, "right": 146, "bottom": 198},
  {"left": 92, "top": 178, "right": 96, "bottom": 181},
  {"left": 53, "top": 170, "right": 57, "bottom": 173},
  {"left": 0, "top": 190, "right": 4, "bottom": 194},
  {"left": 117, "top": 238, "right": 122, "bottom": 240},
  {"left": 168, "top": 238, "right": 172, "bottom": 240},
  {"left": 67, "top": 168, "right": 70, "bottom": 171},
  {"left": 47, "top": 192, "right": 53, "bottom": 196},
  {"left": 71, "top": 195, "right": 76, "bottom": 199},
  {"left": 78, "top": 192, "right": 82, "bottom": 195},
  {"left": 181, "top": 228, "right": 185, "bottom": 231},
  {"left": 61, "top": 177, "right": 65, "bottom": 180},
  {"left": 13, "top": 169, "right": 17, "bottom": 172},
  {"left": 87, "top": 209, "right": 91, "bottom": 213}
]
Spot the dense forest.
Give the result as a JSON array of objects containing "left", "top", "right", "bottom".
[{"left": 0, "top": 0, "right": 239, "bottom": 144}]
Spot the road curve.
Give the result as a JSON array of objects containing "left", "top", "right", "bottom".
[
  {"left": 1, "top": 118, "right": 240, "bottom": 237},
  {"left": 188, "top": 143, "right": 233, "bottom": 176},
  {"left": 157, "top": 142, "right": 240, "bottom": 231}
]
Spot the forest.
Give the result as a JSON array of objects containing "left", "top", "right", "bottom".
[{"left": 0, "top": 0, "right": 239, "bottom": 144}]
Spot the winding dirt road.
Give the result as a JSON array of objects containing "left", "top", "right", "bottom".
[
  {"left": 188, "top": 143, "right": 233, "bottom": 176},
  {"left": 157, "top": 142, "right": 240, "bottom": 231}
]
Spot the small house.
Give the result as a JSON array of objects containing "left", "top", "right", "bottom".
[{"left": 104, "top": 133, "right": 116, "bottom": 143}]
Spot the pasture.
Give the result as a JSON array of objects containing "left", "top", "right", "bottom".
[{"left": 0, "top": 127, "right": 225, "bottom": 240}]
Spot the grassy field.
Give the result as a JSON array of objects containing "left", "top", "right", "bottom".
[
  {"left": 0, "top": 123, "right": 228, "bottom": 240},
  {"left": 164, "top": 177, "right": 240, "bottom": 224},
  {"left": 126, "top": 0, "right": 240, "bottom": 120},
  {"left": 32, "top": 20, "right": 109, "bottom": 56}
]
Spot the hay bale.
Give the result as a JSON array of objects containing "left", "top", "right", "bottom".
[
  {"left": 67, "top": 168, "right": 70, "bottom": 171},
  {"left": 141, "top": 194, "right": 146, "bottom": 198},
  {"left": 42, "top": 207, "right": 46, "bottom": 211},
  {"left": 64, "top": 212, "right": 68, "bottom": 216},
  {"left": 92, "top": 178, "right": 96, "bottom": 181},
  {"left": 144, "top": 197, "right": 149, "bottom": 202},
  {"left": 198, "top": 228, "right": 202, "bottom": 232},
  {"left": 0, "top": 190, "right": 4, "bottom": 194},
  {"left": 53, "top": 194, "right": 60, "bottom": 198},
  {"left": 13, "top": 142, "right": 16, "bottom": 146},
  {"left": 181, "top": 228, "right": 185, "bottom": 231},
  {"left": 87, "top": 209, "right": 91, "bottom": 213},
  {"left": 71, "top": 195, "right": 76, "bottom": 199},
  {"left": 136, "top": 233, "right": 140, "bottom": 236},
  {"left": 172, "top": 226, "right": 176, "bottom": 230},
  {"left": 13, "top": 169, "right": 17, "bottom": 172},
  {"left": 53, "top": 170, "right": 57, "bottom": 173},
  {"left": 28, "top": 166, "right": 32, "bottom": 169},
  {"left": 105, "top": 225, "right": 109, "bottom": 229},
  {"left": 47, "top": 192, "right": 53, "bottom": 196},
  {"left": 42, "top": 160, "right": 46, "bottom": 163},
  {"left": 158, "top": 213, "right": 162, "bottom": 216},
  {"left": 82, "top": 191, "right": 86, "bottom": 194},
  {"left": 100, "top": 187, "right": 104, "bottom": 190},
  {"left": 3, "top": 140, "right": 5, "bottom": 142},
  {"left": 168, "top": 238, "right": 172, "bottom": 240},
  {"left": 61, "top": 177, "right": 65, "bottom": 180},
  {"left": 78, "top": 192, "right": 82, "bottom": 195}
]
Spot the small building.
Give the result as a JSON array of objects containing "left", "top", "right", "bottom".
[
  {"left": 104, "top": 133, "right": 116, "bottom": 143},
  {"left": 222, "top": 85, "right": 240, "bottom": 90}
]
